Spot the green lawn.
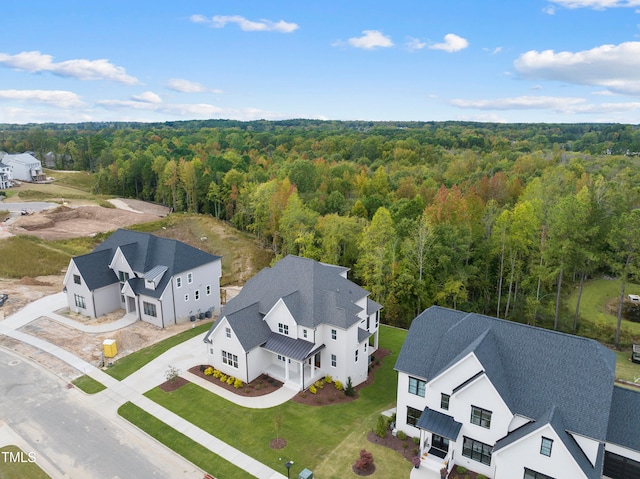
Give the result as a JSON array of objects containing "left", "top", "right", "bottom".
[
  {"left": 142, "top": 325, "right": 412, "bottom": 477},
  {"left": 0, "top": 446, "right": 51, "bottom": 479},
  {"left": 71, "top": 375, "right": 107, "bottom": 394},
  {"left": 118, "top": 402, "right": 252, "bottom": 479},
  {"left": 104, "top": 322, "right": 213, "bottom": 380},
  {"left": 613, "top": 350, "right": 640, "bottom": 384}
]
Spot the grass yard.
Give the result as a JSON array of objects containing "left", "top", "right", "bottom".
[
  {"left": 613, "top": 350, "right": 640, "bottom": 385},
  {"left": 104, "top": 322, "right": 213, "bottom": 380},
  {"left": 141, "top": 325, "right": 412, "bottom": 477},
  {"left": 0, "top": 446, "right": 50, "bottom": 479},
  {"left": 71, "top": 375, "right": 107, "bottom": 394},
  {"left": 118, "top": 402, "right": 252, "bottom": 479}
]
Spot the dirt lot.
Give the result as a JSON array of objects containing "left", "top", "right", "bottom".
[{"left": 5, "top": 198, "right": 170, "bottom": 241}]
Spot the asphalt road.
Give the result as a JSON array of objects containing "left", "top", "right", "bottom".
[
  {"left": 0, "top": 349, "right": 195, "bottom": 479},
  {"left": 0, "top": 201, "right": 58, "bottom": 213}
]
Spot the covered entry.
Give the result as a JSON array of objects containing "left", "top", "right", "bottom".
[{"left": 416, "top": 407, "right": 462, "bottom": 461}]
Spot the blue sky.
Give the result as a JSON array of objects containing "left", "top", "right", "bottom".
[{"left": 1, "top": 0, "right": 639, "bottom": 124}]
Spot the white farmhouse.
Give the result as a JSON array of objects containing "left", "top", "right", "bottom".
[
  {"left": 63, "top": 229, "right": 222, "bottom": 328},
  {"left": 0, "top": 160, "right": 12, "bottom": 189},
  {"left": 395, "top": 306, "right": 640, "bottom": 479},
  {"left": 0, "top": 152, "right": 45, "bottom": 182},
  {"left": 203, "top": 255, "right": 382, "bottom": 391}
]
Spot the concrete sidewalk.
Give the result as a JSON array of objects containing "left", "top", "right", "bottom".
[{"left": 0, "top": 293, "right": 290, "bottom": 479}]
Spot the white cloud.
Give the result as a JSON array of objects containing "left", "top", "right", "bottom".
[
  {"left": 131, "top": 91, "right": 162, "bottom": 104},
  {"left": 547, "top": 0, "right": 640, "bottom": 9},
  {"left": 167, "top": 78, "right": 222, "bottom": 94},
  {"left": 0, "top": 89, "right": 84, "bottom": 108},
  {"left": 429, "top": 34, "right": 469, "bottom": 53},
  {"left": 450, "top": 95, "right": 640, "bottom": 115},
  {"left": 514, "top": 41, "right": 640, "bottom": 95},
  {"left": 406, "top": 37, "right": 427, "bottom": 51},
  {"left": 0, "top": 51, "right": 139, "bottom": 84},
  {"left": 191, "top": 14, "right": 298, "bottom": 33},
  {"left": 345, "top": 30, "right": 394, "bottom": 50}
]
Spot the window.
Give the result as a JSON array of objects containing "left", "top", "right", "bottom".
[
  {"left": 143, "top": 301, "right": 157, "bottom": 317},
  {"left": 74, "top": 294, "right": 86, "bottom": 309},
  {"left": 73, "top": 274, "right": 81, "bottom": 285},
  {"left": 225, "top": 327, "right": 231, "bottom": 339},
  {"left": 277, "top": 354, "right": 286, "bottom": 362},
  {"left": 331, "top": 329, "right": 337, "bottom": 340},
  {"left": 471, "top": 406, "right": 492, "bottom": 428},
  {"left": 524, "top": 468, "right": 555, "bottom": 479},
  {"left": 303, "top": 329, "right": 308, "bottom": 339},
  {"left": 118, "top": 271, "right": 129, "bottom": 283},
  {"left": 176, "top": 277, "right": 182, "bottom": 288},
  {"left": 187, "top": 272, "right": 193, "bottom": 284},
  {"left": 462, "top": 437, "right": 492, "bottom": 466},
  {"left": 278, "top": 323, "right": 289, "bottom": 335},
  {"left": 441, "top": 393, "right": 450, "bottom": 410},
  {"left": 355, "top": 349, "right": 359, "bottom": 362},
  {"left": 406, "top": 406, "right": 422, "bottom": 427},
  {"left": 331, "top": 354, "right": 337, "bottom": 367},
  {"left": 206, "top": 285, "right": 211, "bottom": 295},
  {"left": 408, "top": 377, "right": 426, "bottom": 397},
  {"left": 195, "top": 290, "right": 200, "bottom": 300},
  {"left": 364, "top": 342, "right": 367, "bottom": 352},
  {"left": 209, "top": 348, "right": 214, "bottom": 355},
  {"left": 222, "top": 351, "right": 238, "bottom": 368},
  {"left": 540, "top": 437, "right": 553, "bottom": 457}
]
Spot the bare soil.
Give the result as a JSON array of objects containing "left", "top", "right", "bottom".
[{"left": 0, "top": 275, "right": 63, "bottom": 318}]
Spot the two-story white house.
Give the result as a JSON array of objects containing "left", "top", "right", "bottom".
[
  {"left": 203, "top": 255, "right": 382, "bottom": 391},
  {"left": 395, "top": 306, "right": 640, "bottom": 479},
  {"left": 63, "top": 229, "right": 222, "bottom": 328},
  {"left": 0, "top": 160, "right": 13, "bottom": 189},
  {"left": 0, "top": 152, "right": 45, "bottom": 182}
]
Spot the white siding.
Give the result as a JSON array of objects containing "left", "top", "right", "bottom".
[
  {"left": 263, "top": 299, "right": 297, "bottom": 338},
  {"left": 606, "top": 442, "right": 640, "bottom": 464},
  {"left": 173, "top": 259, "right": 221, "bottom": 323},
  {"left": 493, "top": 425, "right": 588, "bottom": 479},
  {"left": 206, "top": 317, "right": 248, "bottom": 382}
]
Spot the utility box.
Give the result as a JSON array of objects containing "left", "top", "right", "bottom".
[
  {"left": 298, "top": 468, "right": 313, "bottom": 479},
  {"left": 103, "top": 339, "right": 117, "bottom": 358}
]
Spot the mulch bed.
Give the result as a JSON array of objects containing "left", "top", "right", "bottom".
[
  {"left": 291, "top": 348, "right": 391, "bottom": 406},
  {"left": 270, "top": 438, "right": 287, "bottom": 449},
  {"left": 188, "top": 367, "right": 283, "bottom": 396},
  {"left": 352, "top": 464, "right": 376, "bottom": 476},
  {"left": 367, "top": 430, "right": 420, "bottom": 462},
  {"left": 158, "top": 376, "right": 189, "bottom": 392}
]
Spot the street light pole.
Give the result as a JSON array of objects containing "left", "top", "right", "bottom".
[{"left": 285, "top": 460, "right": 294, "bottom": 479}]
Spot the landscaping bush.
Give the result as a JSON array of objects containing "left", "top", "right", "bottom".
[
  {"left": 375, "top": 415, "right": 387, "bottom": 438},
  {"left": 219, "top": 374, "right": 227, "bottom": 383},
  {"left": 314, "top": 380, "right": 324, "bottom": 389},
  {"left": 309, "top": 385, "right": 317, "bottom": 394},
  {"left": 334, "top": 380, "right": 343, "bottom": 391},
  {"left": 345, "top": 376, "right": 355, "bottom": 397},
  {"left": 413, "top": 436, "right": 420, "bottom": 445},
  {"left": 354, "top": 449, "right": 374, "bottom": 474},
  {"left": 456, "top": 466, "right": 467, "bottom": 474},
  {"left": 324, "top": 375, "right": 333, "bottom": 383},
  {"left": 233, "top": 378, "right": 243, "bottom": 389},
  {"left": 204, "top": 367, "right": 214, "bottom": 376},
  {"left": 213, "top": 369, "right": 221, "bottom": 378},
  {"left": 477, "top": 475, "right": 488, "bottom": 479},
  {"left": 397, "top": 430, "right": 407, "bottom": 440},
  {"left": 226, "top": 376, "right": 234, "bottom": 385}
]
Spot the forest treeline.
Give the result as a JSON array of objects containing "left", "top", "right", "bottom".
[{"left": 3, "top": 120, "right": 640, "bottom": 345}]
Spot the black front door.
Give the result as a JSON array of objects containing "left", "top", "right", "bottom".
[{"left": 430, "top": 434, "right": 449, "bottom": 459}]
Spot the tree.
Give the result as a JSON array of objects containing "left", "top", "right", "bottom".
[{"left": 357, "top": 207, "right": 396, "bottom": 302}]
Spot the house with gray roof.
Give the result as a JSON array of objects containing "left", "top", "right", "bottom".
[
  {"left": 395, "top": 306, "right": 640, "bottom": 479},
  {"left": 203, "top": 255, "right": 382, "bottom": 391},
  {"left": 0, "top": 160, "right": 12, "bottom": 189},
  {"left": 63, "top": 229, "right": 222, "bottom": 328},
  {"left": 0, "top": 152, "right": 45, "bottom": 182}
]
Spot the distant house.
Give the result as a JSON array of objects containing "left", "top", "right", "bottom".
[
  {"left": 0, "top": 161, "right": 12, "bottom": 189},
  {"left": 203, "top": 255, "right": 381, "bottom": 391},
  {"left": 0, "top": 152, "right": 45, "bottom": 182},
  {"left": 395, "top": 306, "right": 640, "bottom": 479},
  {"left": 63, "top": 229, "right": 222, "bottom": 328}
]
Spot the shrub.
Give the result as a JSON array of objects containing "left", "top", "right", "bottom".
[
  {"left": 219, "top": 374, "right": 227, "bottom": 383},
  {"left": 314, "top": 380, "right": 324, "bottom": 389},
  {"left": 345, "top": 376, "right": 355, "bottom": 397},
  {"left": 309, "top": 385, "right": 317, "bottom": 394},
  {"left": 456, "top": 466, "right": 467, "bottom": 474},
  {"left": 164, "top": 365, "right": 181, "bottom": 383},
  {"left": 375, "top": 415, "right": 387, "bottom": 438},
  {"left": 334, "top": 380, "right": 343, "bottom": 391},
  {"left": 397, "top": 430, "right": 407, "bottom": 440},
  {"left": 477, "top": 475, "right": 488, "bottom": 479},
  {"left": 213, "top": 369, "right": 221, "bottom": 378},
  {"left": 234, "top": 378, "right": 243, "bottom": 388},
  {"left": 354, "top": 449, "right": 374, "bottom": 473},
  {"left": 413, "top": 436, "right": 420, "bottom": 445},
  {"left": 204, "top": 367, "right": 214, "bottom": 376},
  {"left": 324, "top": 375, "right": 333, "bottom": 383},
  {"left": 226, "top": 376, "right": 234, "bottom": 385}
]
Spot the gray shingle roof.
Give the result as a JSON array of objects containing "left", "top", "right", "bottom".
[
  {"left": 607, "top": 385, "right": 640, "bottom": 451},
  {"left": 75, "top": 228, "right": 220, "bottom": 297},
  {"left": 395, "top": 306, "right": 616, "bottom": 442},
  {"left": 220, "top": 254, "right": 370, "bottom": 330}
]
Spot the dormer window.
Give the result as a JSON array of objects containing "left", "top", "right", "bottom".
[
  {"left": 278, "top": 323, "right": 289, "bottom": 335},
  {"left": 176, "top": 277, "right": 182, "bottom": 288},
  {"left": 187, "top": 272, "right": 193, "bottom": 284}
]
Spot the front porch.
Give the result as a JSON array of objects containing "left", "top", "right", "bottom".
[
  {"left": 410, "top": 453, "right": 448, "bottom": 479},
  {"left": 264, "top": 361, "right": 326, "bottom": 391}
]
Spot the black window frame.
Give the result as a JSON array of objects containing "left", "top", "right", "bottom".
[
  {"left": 406, "top": 406, "right": 422, "bottom": 427},
  {"left": 73, "top": 274, "right": 81, "bottom": 285},
  {"left": 143, "top": 301, "right": 157, "bottom": 317},
  {"left": 470, "top": 405, "right": 492, "bottom": 428},
  {"left": 524, "top": 468, "right": 555, "bottom": 479},
  {"left": 408, "top": 376, "right": 426, "bottom": 397},
  {"left": 441, "top": 393, "right": 450, "bottom": 410},
  {"left": 222, "top": 350, "right": 238, "bottom": 368},
  {"left": 462, "top": 436, "right": 492, "bottom": 466},
  {"left": 540, "top": 437, "right": 553, "bottom": 457}
]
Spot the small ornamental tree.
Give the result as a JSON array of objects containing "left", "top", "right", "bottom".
[
  {"left": 345, "top": 376, "right": 355, "bottom": 397},
  {"left": 354, "top": 449, "right": 374, "bottom": 474},
  {"left": 375, "top": 415, "right": 387, "bottom": 438},
  {"left": 164, "top": 365, "right": 181, "bottom": 383}
]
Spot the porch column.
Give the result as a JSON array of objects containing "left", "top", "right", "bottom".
[
  {"left": 299, "top": 360, "right": 304, "bottom": 389},
  {"left": 285, "top": 358, "right": 290, "bottom": 380}
]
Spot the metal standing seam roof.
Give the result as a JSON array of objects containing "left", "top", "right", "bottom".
[
  {"left": 261, "top": 332, "right": 323, "bottom": 361},
  {"left": 416, "top": 407, "right": 463, "bottom": 441}
]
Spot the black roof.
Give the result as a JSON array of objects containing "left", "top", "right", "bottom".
[
  {"left": 607, "top": 385, "right": 640, "bottom": 451},
  {"left": 395, "top": 306, "right": 616, "bottom": 442}
]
